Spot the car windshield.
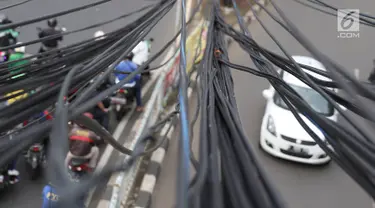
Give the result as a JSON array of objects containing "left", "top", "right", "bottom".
[{"left": 273, "top": 84, "right": 334, "bottom": 116}]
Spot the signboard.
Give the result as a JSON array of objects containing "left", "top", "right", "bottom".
[
  {"left": 163, "top": 54, "right": 180, "bottom": 101},
  {"left": 161, "top": 21, "right": 209, "bottom": 104},
  {"left": 185, "top": 21, "right": 208, "bottom": 73}
]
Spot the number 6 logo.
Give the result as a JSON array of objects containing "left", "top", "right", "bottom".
[
  {"left": 337, "top": 9, "right": 360, "bottom": 32},
  {"left": 341, "top": 11, "right": 355, "bottom": 30}
]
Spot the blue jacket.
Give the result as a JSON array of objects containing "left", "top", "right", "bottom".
[
  {"left": 42, "top": 185, "right": 59, "bottom": 208},
  {"left": 114, "top": 60, "right": 140, "bottom": 84}
]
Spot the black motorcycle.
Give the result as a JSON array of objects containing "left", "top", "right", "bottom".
[
  {"left": 110, "top": 87, "right": 136, "bottom": 120},
  {"left": 24, "top": 142, "right": 46, "bottom": 180},
  {"left": 68, "top": 158, "right": 91, "bottom": 181}
]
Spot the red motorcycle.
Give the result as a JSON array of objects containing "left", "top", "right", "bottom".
[{"left": 68, "top": 158, "right": 92, "bottom": 181}]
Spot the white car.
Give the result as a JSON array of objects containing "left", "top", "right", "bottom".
[{"left": 260, "top": 56, "right": 342, "bottom": 165}]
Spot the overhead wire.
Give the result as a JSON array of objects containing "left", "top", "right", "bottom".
[{"left": 0, "top": 0, "right": 33, "bottom": 11}]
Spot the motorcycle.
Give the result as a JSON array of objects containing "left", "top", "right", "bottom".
[
  {"left": 110, "top": 86, "right": 136, "bottom": 121},
  {"left": 68, "top": 158, "right": 91, "bottom": 181},
  {"left": 24, "top": 142, "right": 46, "bottom": 180}
]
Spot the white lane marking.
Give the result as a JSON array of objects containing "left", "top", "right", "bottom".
[
  {"left": 139, "top": 174, "right": 157, "bottom": 193},
  {"left": 96, "top": 200, "right": 110, "bottom": 208},
  {"left": 150, "top": 148, "right": 166, "bottom": 164}
]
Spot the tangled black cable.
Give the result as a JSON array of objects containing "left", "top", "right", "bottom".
[
  {"left": 186, "top": 0, "right": 375, "bottom": 206},
  {"left": 291, "top": 0, "right": 375, "bottom": 27},
  {"left": 5, "top": 0, "right": 375, "bottom": 206},
  {"left": 167, "top": 0, "right": 375, "bottom": 207},
  {"left": 0, "top": 0, "right": 213, "bottom": 206}
]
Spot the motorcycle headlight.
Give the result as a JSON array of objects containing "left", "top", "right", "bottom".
[{"left": 267, "top": 116, "right": 276, "bottom": 136}]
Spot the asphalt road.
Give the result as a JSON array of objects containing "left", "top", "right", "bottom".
[
  {"left": 0, "top": 0, "right": 176, "bottom": 207},
  {"left": 151, "top": 0, "right": 375, "bottom": 208}
]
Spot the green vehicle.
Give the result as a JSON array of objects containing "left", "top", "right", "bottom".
[{"left": 7, "top": 45, "right": 31, "bottom": 80}]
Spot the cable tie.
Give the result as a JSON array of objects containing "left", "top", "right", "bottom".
[{"left": 214, "top": 49, "right": 222, "bottom": 57}]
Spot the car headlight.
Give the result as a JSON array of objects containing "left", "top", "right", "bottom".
[{"left": 267, "top": 116, "right": 276, "bottom": 136}]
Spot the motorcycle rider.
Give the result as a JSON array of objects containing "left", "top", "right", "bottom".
[
  {"left": 64, "top": 113, "right": 100, "bottom": 171},
  {"left": 42, "top": 181, "right": 85, "bottom": 208},
  {"left": 115, "top": 55, "right": 143, "bottom": 112},
  {"left": 38, "top": 18, "right": 65, "bottom": 54},
  {"left": 0, "top": 14, "right": 18, "bottom": 47},
  {"left": 42, "top": 182, "right": 59, "bottom": 208},
  {"left": 130, "top": 38, "right": 153, "bottom": 77},
  {"left": 88, "top": 86, "right": 110, "bottom": 130}
]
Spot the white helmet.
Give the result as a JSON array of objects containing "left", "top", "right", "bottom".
[
  {"left": 14, "top": 42, "right": 25, "bottom": 53},
  {"left": 94, "top": 30, "right": 105, "bottom": 40}
]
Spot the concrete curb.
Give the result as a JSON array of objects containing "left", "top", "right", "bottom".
[
  {"left": 132, "top": 71, "right": 197, "bottom": 208},
  {"left": 132, "top": 122, "right": 174, "bottom": 208},
  {"left": 226, "top": 0, "right": 269, "bottom": 46}
]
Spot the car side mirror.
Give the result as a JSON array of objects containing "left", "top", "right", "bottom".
[{"left": 262, "top": 89, "right": 273, "bottom": 100}]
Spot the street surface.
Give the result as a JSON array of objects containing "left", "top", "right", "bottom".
[
  {"left": 0, "top": 0, "right": 176, "bottom": 207},
  {"left": 151, "top": 0, "right": 375, "bottom": 208}
]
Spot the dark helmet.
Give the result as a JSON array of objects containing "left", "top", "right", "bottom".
[
  {"left": 47, "top": 18, "right": 57, "bottom": 28},
  {"left": 0, "top": 14, "right": 11, "bottom": 25},
  {"left": 126, "top": 52, "right": 134, "bottom": 60}
]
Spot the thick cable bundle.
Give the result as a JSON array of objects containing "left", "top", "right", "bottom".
[
  {"left": 188, "top": 0, "right": 375, "bottom": 205},
  {"left": 0, "top": 0, "right": 188, "bottom": 206},
  {"left": 2, "top": 0, "right": 375, "bottom": 207},
  {"left": 187, "top": 2, "right": 286, "bottom": 208}
]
